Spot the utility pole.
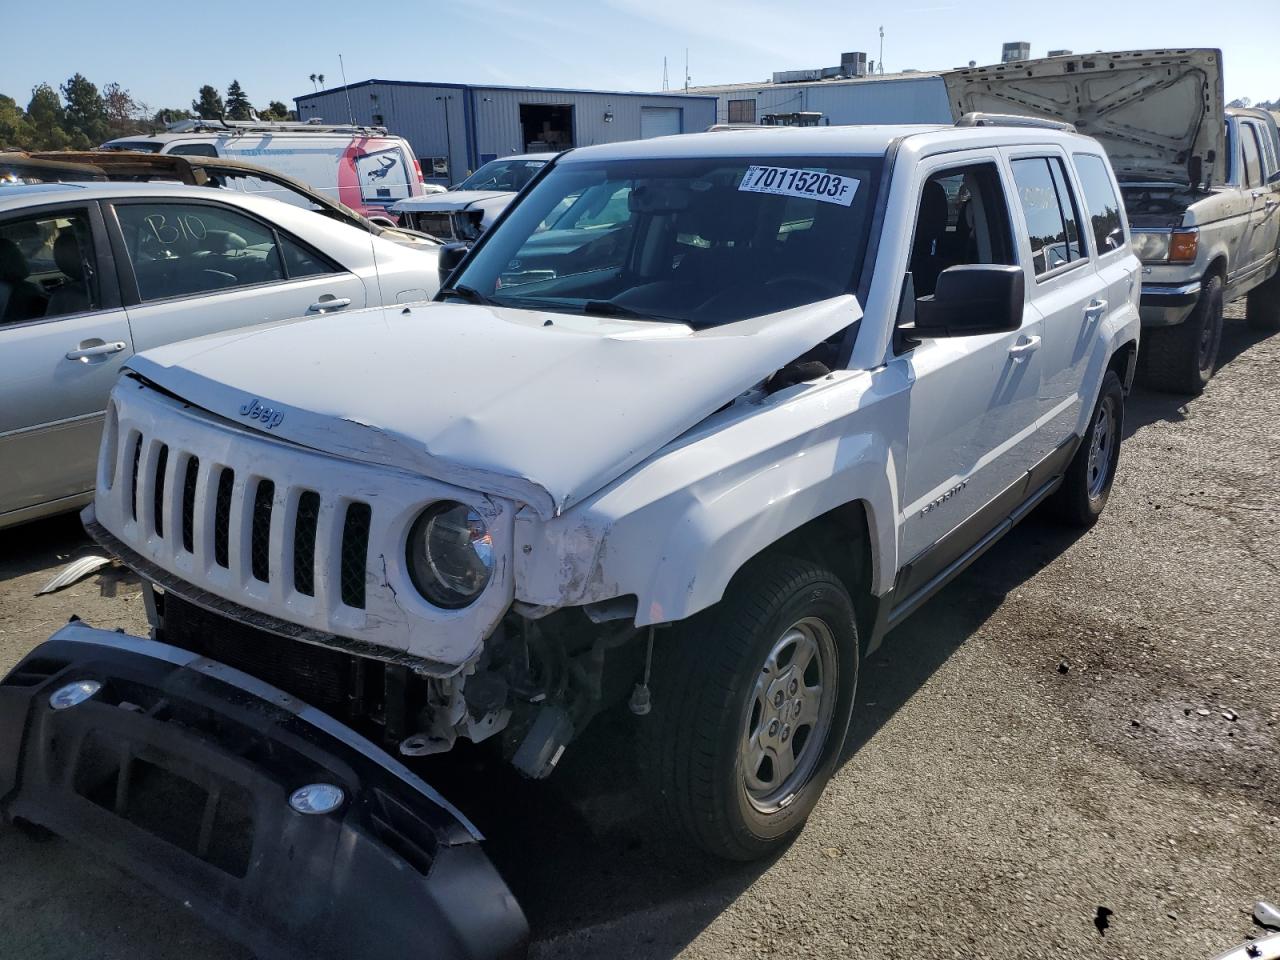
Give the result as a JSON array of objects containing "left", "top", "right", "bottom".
[
  {"left": 684, "top": 48, "right": 690, "bottom": 92},
  {"left": 663, "top": 56, "right": 669, "bottom": 91},
  {"left": 878, "top": 26, "right": 885, "bottom": 74}
]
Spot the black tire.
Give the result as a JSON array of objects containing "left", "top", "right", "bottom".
[
  {"left": 1137, "top": 274, "right": 1224, "bottom": 395},
  {"left": 1052, "top": 370, "right": 1124, "bottom": 528},
  {"left": 639, "top": 555, "right": 859, "bottom": 861},
  {"left": 1246, "top": 273, "right": 1280, "bottom": 332}
]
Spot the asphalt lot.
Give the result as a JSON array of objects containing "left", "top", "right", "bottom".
[{"left": 1, "top": 302, "right": 1277, "bottom": 960}]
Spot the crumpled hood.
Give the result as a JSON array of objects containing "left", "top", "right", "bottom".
[
  {"left": 125, "top": 298, "right": 860, "bottom": 518},
  {"left": 943, "top": 48, "right": 1225, "bottom": 186},
  {"left": 393, "top": 190, "right": 511, "bottom": 212}
]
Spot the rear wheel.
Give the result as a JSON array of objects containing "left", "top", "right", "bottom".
[
  {"left": 1138, "top": 274, "right": 1224, "bottom": 395},
  {"left": 640, "top": 556, "right": 859, "bottom": 861},
  {"left": 1052, "top": 370, "right": 1124, "bottom": 527},
  {"left": 1246, "top": 273, "right": 1280, "bottom": 332}
]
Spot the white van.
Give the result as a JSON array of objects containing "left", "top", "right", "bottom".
[{"left": 102, "top": 119, "right": 436, "bottom": 224}]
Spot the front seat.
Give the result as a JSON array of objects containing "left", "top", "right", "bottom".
[
  {"left": 0, "top": 238, "right": 47, "bottom": 324},
  {"left": 909, "top": 180, "right": 950, "bottom": 298},
  {"left": 46, "top": 230, "right": 92, "bottom": 317}
]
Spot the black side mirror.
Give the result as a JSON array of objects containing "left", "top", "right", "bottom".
[
  {"left": 437, "top": 242, "right": 469, "bottom": 289},
  {"left": 914, "top": 264, "right": 1024, "bottom": 337}
]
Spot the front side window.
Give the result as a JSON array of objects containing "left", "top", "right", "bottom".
[
  {"left": 1241, "top": 125, "right": 1262, "bottom": 188},
  {"left": 907, "top": 162, "right": 1016, "bottom": 298},
  {"left": 115, "top": 202, "right": 287, "bottom": 301},
  {"left": 451, "top": 153, "right": 883, "bottom": 328},
  {"left": 1072, "top": 153, "right": 1125, "bottom": 255},
  {"left": 456, "top": 159, "right": 548, "bottom": 192},
  {"left": 1011, "top": 156, "right": 1086, "bottom": 276},
  {"left": 169, "top": 143, "right": 219, "bottom": 158},
  {"left": 0, "top": 209, "right": 101, "bottom": 323}
]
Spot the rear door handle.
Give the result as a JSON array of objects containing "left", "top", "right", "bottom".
[
  {"left": 66, "top": 340, "right": 127, "bottom": 361},
  {"left": 1008, "top": 335, "right": 1041, "bottom": 359},
  {"left": 307, "top": 297, "right": 351, "bottom": 314}
]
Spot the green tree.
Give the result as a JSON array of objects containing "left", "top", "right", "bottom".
[
  {"left": 192, "top": 85, "right": 224, "bottom": 119},
  {"left": 0, "top": 94, "right": 37, "bottom": 149},
  {"left": 102, "top": 82, "right": 140, "bottom": 135},
  {"left": 61, "top": 73, "right": 108, "bottom": 144},
  {"left": 225, "top": 80, "right": 252, "bottom": 120},
  {"left": 26, "top": 83, "right": 70, "bottom": 149},
  {"left": 154, "top": 106, "right": 195, "bottom": 126},
  {"left": 260, "top": 100, "right": 292, "bottom": 121}
]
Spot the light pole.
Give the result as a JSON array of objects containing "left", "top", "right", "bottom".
[{"left": 435, "top": 95, "right": 454, "bottom": 182}]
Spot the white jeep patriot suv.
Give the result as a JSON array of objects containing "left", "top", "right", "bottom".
[{"left": 1, "top": 117, "right": 1140, "bottom": 958}]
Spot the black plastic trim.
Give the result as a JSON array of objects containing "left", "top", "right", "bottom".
[{"left": 0, "top": 624, "right": 528, "bottom": 960}]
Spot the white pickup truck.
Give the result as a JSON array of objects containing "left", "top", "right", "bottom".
[
  {"left": 944, "top": 48, "right": 1280, "bottom": 394},
  {"left": 1, "top": 118, "right": 1140, "bottom": 958}
]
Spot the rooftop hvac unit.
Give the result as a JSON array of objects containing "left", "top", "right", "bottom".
[
  {"left": 840, "top": 51, "right": 869, "bottom": 77},
  {"left": 1001, "top": 41, "right": 1031, "bottom": 62}
]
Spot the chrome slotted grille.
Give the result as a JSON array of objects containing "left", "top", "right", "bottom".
[{"left": 113, "top": 426, "right": 373, "bottom": 611}]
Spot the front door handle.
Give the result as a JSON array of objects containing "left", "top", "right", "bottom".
[
  {"left": 307, "top": 296, "right": 351, "bottom": 314},
  {"left": 1008, "top": 335, "right": 1041, "bottom": 360},
  {"left": 66, "top": 340, "right": 127, "bottom": 361},
  {"left": 1085, "top": 298, "right": 1108, "bottom": 319}
]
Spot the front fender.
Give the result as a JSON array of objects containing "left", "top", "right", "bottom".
[{"left": 514, "top": 367, "right": 909, "bottom": 626}]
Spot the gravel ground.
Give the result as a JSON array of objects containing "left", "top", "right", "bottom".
[{"left": 0, "top": 303, "right": 1277, "bottom": 960}]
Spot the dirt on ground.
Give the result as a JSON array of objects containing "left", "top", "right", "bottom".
[{"left": 0, "top": 303, "right": 1277, "bottom": 960}]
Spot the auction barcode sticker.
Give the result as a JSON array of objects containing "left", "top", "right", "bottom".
[{"left": 738, "top": 166, "right": 859, "bottom": 206}]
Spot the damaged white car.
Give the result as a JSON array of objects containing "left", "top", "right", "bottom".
[{"left": 2, "top": 119, "right": 1140, "bottom": 958}]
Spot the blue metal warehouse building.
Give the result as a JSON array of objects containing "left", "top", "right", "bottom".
[{"left": 294, "top": 80, "right": 718, "bottom": 185}]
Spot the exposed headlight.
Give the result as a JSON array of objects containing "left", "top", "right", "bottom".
[
  {"left": 1131, "top": 231, "right": 1170, "bottom": 262},
  {"left": 454, "top": 210, "right": 484, "bottom": 242},
  {"left": 406, "top": 501, "right": 494, "bottom": 608},
  {"left": 1132, "top": 228, "right": 1198, "bottom": 264}
]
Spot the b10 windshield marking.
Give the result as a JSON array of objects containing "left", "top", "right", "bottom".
[{"left": 739, "top": 165, "right": 859, "bottom": 206}]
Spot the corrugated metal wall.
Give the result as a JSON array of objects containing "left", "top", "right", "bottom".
[
  {"left": 470, "top": 88, "right": 716, "bottom": 160},
  {"left": 296, "top": 83, "right": 469, "bottom": 185},
  {"left": 295, "top": 82, "right": 716, "bottom": 185},
  {"left": 700, "top": 76, "right": 952, "bottom": 126}
]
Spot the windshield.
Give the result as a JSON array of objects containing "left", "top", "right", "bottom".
[
  {"left": 449, "top": 153, "right": 882, "bottom": 327},
  {"left": 456, "top": 158, "right": 548, "bottom": 192}
]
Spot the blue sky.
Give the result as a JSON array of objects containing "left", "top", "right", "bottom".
[{"left": 3, "top": 0, "right": 1275, "bottom": 110}]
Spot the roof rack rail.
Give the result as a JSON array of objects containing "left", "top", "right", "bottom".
[
  {"left": 164, "top": 118, "right": 390, "bottom": 136},
  {"left": 955, "top": 111, "right": 1077, "bottom": 133}
]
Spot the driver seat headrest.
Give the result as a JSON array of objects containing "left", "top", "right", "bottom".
[{"left": 54, "top": 230, "right": 85, "bottom": 280}]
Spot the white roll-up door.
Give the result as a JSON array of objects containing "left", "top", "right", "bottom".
[{"left": 640, "top": 107, "right": 682, "bottom": 139}]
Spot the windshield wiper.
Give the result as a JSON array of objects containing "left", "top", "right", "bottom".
[
  {"left": 443, "top": 284, "right": 498, "bottom": 306},
  {"left": 581, "top": 300, "right": 679, "bottom": 322}
]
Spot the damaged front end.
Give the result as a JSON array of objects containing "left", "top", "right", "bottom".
[{"left": 0, "top": 622, "right": 529, "bottom": 960}]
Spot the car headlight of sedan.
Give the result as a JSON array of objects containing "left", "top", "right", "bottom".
[{"left": 406, "top": 501, "right": 494, "bottom": 608}]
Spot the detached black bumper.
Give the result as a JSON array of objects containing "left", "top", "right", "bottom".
[{"left": 0, "top": 623, "right": 528, "bottom": 960}]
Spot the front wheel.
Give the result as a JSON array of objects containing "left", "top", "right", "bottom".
[
  {"left": 1052, "top": 369, "right": 1124, "bottom": 527},
  {"left": 1137, "top": 274, "right": 1224, "bottom": 395},
  {"left": 640, "top": 556, "right": 859, "bottom": 861}
]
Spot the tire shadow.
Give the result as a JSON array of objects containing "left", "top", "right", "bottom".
[{"left": 1123, "top": 313, "right": 1272, "bottom": 438}]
